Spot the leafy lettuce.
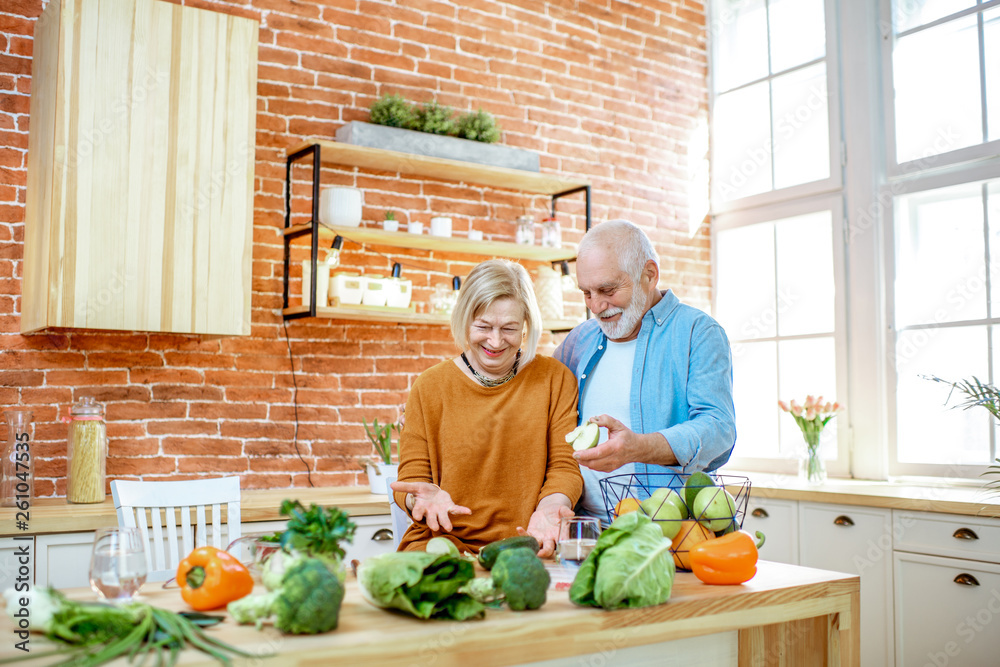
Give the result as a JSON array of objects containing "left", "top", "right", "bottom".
[
  {"left": 357, "top": 552, "right": 485, "bottom": 621},
  {"left": 569, "top": 512, "right": 675, "bottom": 610}
]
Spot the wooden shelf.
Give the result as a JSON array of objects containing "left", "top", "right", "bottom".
[
  {"left": 282, "top": 304, "right": 582, "bottom": 332},
  {"left": 287, "top": 139, "right": 589, "bottom": 196},
  {"left": 285, "top": 223, "right": 577, "bottom": 262}
]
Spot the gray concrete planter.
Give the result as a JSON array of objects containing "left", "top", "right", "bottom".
[{"left": 335, "top": 121, "right": 540, "bottom": 172}]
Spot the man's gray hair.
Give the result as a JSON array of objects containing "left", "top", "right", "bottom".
[{"left": 578, "top": 219, "right": 659, "bottom": 281}]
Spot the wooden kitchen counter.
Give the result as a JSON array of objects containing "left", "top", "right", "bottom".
[
  {"left": 0, "top": 561, "right": 859, "bottom": 667},
  {"left": 7, "top": 474, "right": 1000, "bottom": 538},
  {"left": 0, "top": 486, "right": 391, "bottom": 537},
  {"left": 736, "top": 472, "right": 1000, "bottom": 518}
]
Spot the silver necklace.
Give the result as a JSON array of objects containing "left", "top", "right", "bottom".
[{"left": 460, "top": 350, "right": 521, "bottom": 387}]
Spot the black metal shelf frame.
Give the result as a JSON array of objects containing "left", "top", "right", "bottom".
[{"left": 282, "top": 143, "right": 592, "bottom": 321}]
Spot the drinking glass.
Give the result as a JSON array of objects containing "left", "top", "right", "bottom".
[
  {"left": 557, "top": 517, "right": 601, "bottom": 569},
  {"left": 89, "top": 527, "right": 147, "bottom": 602}
]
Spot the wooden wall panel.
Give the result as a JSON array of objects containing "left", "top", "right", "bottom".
[{"left": 21, "top": 0, "right": 258, "bottom": 335}]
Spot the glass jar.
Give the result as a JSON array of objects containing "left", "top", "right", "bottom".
[
  {"left": 541, "top": 216, "right": 561, "bottom": 248},
  {"left": 67, "top": 397, "right": 108, "bottom": 504},
  {"left": 2, "top": 410, "right": 33, "bottom": 507},
  {"left": 515, "top": 215, "right": 536, "bottom": 245}
]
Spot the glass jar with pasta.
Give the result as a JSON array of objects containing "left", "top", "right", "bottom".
[{"left": 66, "top": 396, "right": 108, "bottom": 504}]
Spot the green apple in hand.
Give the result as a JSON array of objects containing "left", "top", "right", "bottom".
[
  {"left": 640, "top": 487, "right": 686, "bottom": 538},
  {"left": 692, "top": 486, "right": 738, "bottom": 533},
  {"left": 565, "top": 422, "right": 599, "bottom": 451}
]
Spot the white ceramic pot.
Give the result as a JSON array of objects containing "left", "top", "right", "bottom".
[
  {"left": 385, "top": 278, "right": 413, "bottom": 308},
  {"left": 362, "top": 274, "right": 388, "bottom": 307},
  {"left": 366, "top": 462, "right": 398, "bottom": 494},
  {"left": 408, "top": 222, "right": 423, "bottom": 235},
  {"left": 330, "top": 272, "right": 364, "bottom": 306},
  {"left": 430, "top": 216, "right": 452, "bottom": 237},
  {"left": 319, "top": 187, "right": 363, "bottom": 227},
  {"left": 383, "top": 219, "right": 399, "bottom": 232}
]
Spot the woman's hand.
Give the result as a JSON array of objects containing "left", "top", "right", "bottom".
[
  {"left": 390, "top": 481, "right": 471, "bottom": 532},
  {"left": 518, "top": 494, "right": 575, "bottom": 558}
]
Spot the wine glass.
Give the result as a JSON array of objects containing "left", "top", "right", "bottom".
[
  {"left": 89, "top": 527, "right": 147, "bottom": 603},
  {"left": 557, "top": 517, "right": 601, "bottom": 569}
]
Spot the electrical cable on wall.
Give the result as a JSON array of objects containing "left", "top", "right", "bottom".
[{"left": 282, "top": 318, "right": 315, "bottom": 487}]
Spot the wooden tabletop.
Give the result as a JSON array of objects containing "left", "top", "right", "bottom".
[{"left": 0, "top": 561, "right": 859, "bottom": 666}]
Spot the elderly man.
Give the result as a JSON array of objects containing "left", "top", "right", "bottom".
[{"left": 554, "top": 220, "right": 736, "bottom": 522}]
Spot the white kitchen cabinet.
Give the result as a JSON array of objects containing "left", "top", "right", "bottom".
[
  {"left": 36, "top": 532, "right": 94, "bottom": 589},
  {"left": 798, "top": 501, "right": 893, "bottom": 667},
  {"left": 0, "top": 537, "right": 32, "bottom": 591},
  {"left": 29, "top": 513, "right": 395, "bottom": 592},
  {"left": 893, "top": 510, "right": 1000, "bottom": 666},
  {"left": 893, "top": 551, "right": 1000, "bottom": 666},
  {"left": 742, "top": 497, "right": 798, "bottom": 564},
  {"left": 343, "top": 515, "right": 395, "bottom": 564}
]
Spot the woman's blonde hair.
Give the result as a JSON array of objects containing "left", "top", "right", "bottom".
[{"left": 450, "top": 259, "right": 542, "bottom": 366}]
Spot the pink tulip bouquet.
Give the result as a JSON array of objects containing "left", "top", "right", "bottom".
[{"left": 778, "top": 396, "right": 842, "bottom": 483}]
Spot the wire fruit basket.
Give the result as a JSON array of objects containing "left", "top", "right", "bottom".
[{"left": 599, "top": 472, "right": 752, "bottom": 571}]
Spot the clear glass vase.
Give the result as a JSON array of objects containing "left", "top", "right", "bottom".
[{"left": 799, "top": 440, "right": 827, "bottom": 485}]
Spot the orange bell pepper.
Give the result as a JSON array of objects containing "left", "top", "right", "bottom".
[
  {"left": 689, "top": 530, "right": 766, "bottom": 585},
  {"left": 177, "top": 546, "right": 254, "bottom": 611}
]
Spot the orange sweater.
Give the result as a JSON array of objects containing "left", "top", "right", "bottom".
[{"left": 392, "top": 355, "right": 583, "bottom": 553}]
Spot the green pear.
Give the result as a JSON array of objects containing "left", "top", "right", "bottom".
[
  {"left": 640, "top": 488, "right": 685, "bottom": 538},
  {"left": 684, "top": 471, "right": 715, "bottom": 511},
  {"left": 565, "top": 422, "right": 599, "bottom": 451},
  {"left": 692, "top": 486, "right": 737, "bottom": 533}
]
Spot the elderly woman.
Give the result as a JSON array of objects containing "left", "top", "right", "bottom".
[{"left": 391, "top": 259, "right": 583, "bottom": 557}]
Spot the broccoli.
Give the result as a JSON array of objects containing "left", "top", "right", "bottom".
[
  {"left": 490, "top": 547, "right": 550, "bottom": 611},
  {"left": 228, "top": 558, "right": 344, "bottom": 634},
  {"left": 260, "top": 548, "right": 345, "bottom": 591}
]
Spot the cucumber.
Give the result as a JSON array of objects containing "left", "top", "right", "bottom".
[{"left": 477, "top": 535, "right": 540, "bottom": 570}]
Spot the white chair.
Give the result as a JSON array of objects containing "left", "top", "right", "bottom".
[
  {"left": 110, "top": 477, "right": 242, "bottom": 583},
  {"left": 384, "top": 477, "right": 411, "bottom": 550}
]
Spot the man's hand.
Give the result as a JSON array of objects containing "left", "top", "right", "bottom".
[
  {"left": 390, "top": 481, "right": 471, "bottom": 532},
  {"left": 573, "top": 415, "right": 677, "bottom": 471},
  {"left": 517, "top": 494, "right": 574, "bottom": 558}
]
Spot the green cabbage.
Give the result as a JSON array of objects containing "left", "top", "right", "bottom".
[{"left": 569, "top": 512, "right": 675, "bottom": 610}]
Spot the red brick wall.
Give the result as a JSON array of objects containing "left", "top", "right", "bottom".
[{"left": 0, "top": 0, "right": 710, "bottom": 495}]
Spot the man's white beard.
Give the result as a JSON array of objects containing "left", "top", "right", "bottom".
[{"left": 595, "top": 288, "right": 647, "bottom": 340}]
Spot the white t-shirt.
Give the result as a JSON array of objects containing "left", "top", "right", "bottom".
[{"left": 576, "top": 338, "right": 637, "bottom": 522}]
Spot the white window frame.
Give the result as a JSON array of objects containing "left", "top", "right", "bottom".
[
  {"left": 883, "top": 161, "right": 1000, "bottom": 481},
  {"left": 708, "top": 0, "right": 844, "bottom": 216},
  {"left": 878, "top": 0, "right": 1000, "bottom": 179},
  {"left": 713, "top": 193, "right": 849, "bottom": 478}
]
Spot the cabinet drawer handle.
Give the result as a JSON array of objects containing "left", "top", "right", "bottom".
[
  {"left": 751, "top": 508, "right": 769, "bottom": 518},
  {"left": 954, "top": 573, "right": 980, "bottom": 586},
  {"left": 372, "top": 528, "right": 393, "bottom": 542},
  {"left": 833, "top": 515, "right": 854, "bottom": 527},
  {"left": 953, "top": 527, "right": 979, "bottom": 541}
]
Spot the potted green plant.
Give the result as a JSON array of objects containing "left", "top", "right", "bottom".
[
  {"left": 361, "top": 417, "right": 399, "bottom": 494},
  {"left": 925, "top": 375, "right": 1000, "bottom": 495}
]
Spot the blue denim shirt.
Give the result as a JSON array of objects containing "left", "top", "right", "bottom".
[{"left": 554, "top": 290, "right": 737, "bottom": 495}]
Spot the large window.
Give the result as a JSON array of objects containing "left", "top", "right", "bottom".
[
  {"left": 710, "top": 0, "right": 839, "bottom": 210},
  {"left": 714, "top": 202, "right": 844, "bottom": 475},
  {"left": 886, "top": 1, "right": 1000, "bottom": 171},
  {"left": 709, "top": 0, "right": 1000, "bottom": 481}
]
